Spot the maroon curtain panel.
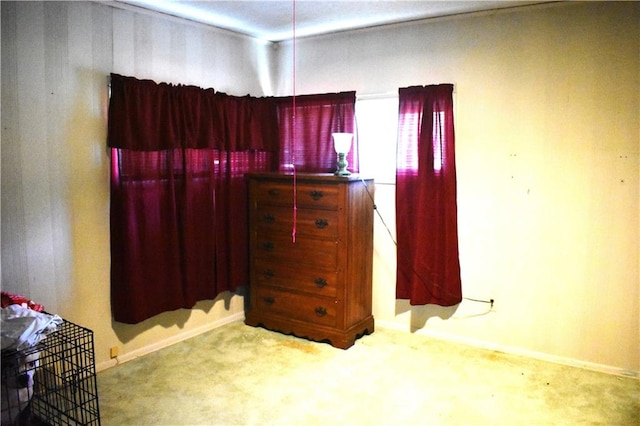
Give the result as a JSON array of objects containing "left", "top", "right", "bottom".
[
  {"left": 275, "top": 92, "right": 358, "bottom": 173},
  {"left": 108, "top": 74, "right": 278, "bottom": 324},
  {"left": 395, "top": 84, "right": 462, "bottom": 306}
]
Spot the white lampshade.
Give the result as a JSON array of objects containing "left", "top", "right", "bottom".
[{"left": 332, "top": 133, "right": 353, "bottom": 154}]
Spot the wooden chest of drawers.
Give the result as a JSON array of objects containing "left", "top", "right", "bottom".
[{"left": 244, "top": 173, "right": 375, "bottom": 349}]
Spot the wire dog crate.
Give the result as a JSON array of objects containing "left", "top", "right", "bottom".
[{"left": 1, "top": 319, "right": 100, "bottom": 425}]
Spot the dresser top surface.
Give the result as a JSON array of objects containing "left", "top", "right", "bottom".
[{"left": 245, "top": 172, "right": 373, "bottom": 183}]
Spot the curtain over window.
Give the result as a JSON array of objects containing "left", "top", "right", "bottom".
[
  {"left": 395, "top": 84, "right": 462, "bottom": 306},
  {"left": 108, "top": 74, "right": 278, "bottom": 324},
  {"left": 275, "top": 92, "right": 358, "bottom": 173}
]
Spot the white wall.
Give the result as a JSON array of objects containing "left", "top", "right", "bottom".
[
  {"left": 275, "top": 2, "right": 639, "bottom": 375},
  {"left": 2, "top": 1, "right": 638, "bottom": 375},
  {"left": 1, "top": 1, "right": 271, "bottom": 370}
]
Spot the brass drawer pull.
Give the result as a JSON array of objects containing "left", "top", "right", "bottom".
[
  {"left": 314, "top": 278, "right": 327, "bottom": 288},
  {"left": 309, "top": 190, "right": 324, "bottom": 200},
  {"left": 267, "top": 189, "right": 280, "bottom": 197},
  {"left": 314, "top": 307, "right": 327, "bottom": 317},
  {"left": 262, "top": 241, "right": 274, "bottom": 251},
  {"left": 264, "top": 269, "right": 275, "bottom": 279},
  {"left": 315, "top": 219, "right": 328, "bottom": 229},
  {"left": 263, "top": 296, "right": 275, "bottom": 305},
  {"left": 263, "top": 213, "right": 275, "bottom": 223}
]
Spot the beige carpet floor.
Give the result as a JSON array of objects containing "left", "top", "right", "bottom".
[{"left": 97, "top": 321, "right": 639, "bottom": 425}]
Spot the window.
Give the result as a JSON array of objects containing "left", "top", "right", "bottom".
[
  {"left": 355, "top": 96, "right": 398, "bottom": 183},
  {"left": 356, "top": 97, "right": 446, "bottom": 180},
  {"left": 433, "top": 110, "right": 445, "bottom": 172}
]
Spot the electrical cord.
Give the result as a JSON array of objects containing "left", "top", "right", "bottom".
[{"left": 359, "top": 177, "right": 494, "bottom": 311}]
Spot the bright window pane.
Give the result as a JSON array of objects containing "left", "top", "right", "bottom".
[{"left": 355, "top": 97, "right": 398, "bottom": 184}]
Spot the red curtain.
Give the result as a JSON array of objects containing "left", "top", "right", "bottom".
[
  {"left": 395, "top": 84, "right": 462, "bottom": 306},
  {"left": 275, "top": 92, "right": 358, "bottom": 173},
  {"left": 108, "top": 74, "right": 278, "bottom": 324}
]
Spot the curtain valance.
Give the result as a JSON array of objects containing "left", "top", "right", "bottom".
[
  {"left": 273, "top": 91, "right": 356, "bottom": 106},
  {"left": 107, "top": 73, "right": 280, "bottom": 152}
]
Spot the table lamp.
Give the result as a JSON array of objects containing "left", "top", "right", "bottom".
[{"left": 332, "top": 133, "right": 353, "bottom": 176}]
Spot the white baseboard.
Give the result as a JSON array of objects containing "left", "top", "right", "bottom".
[
  {"left": 97, "top": 315, "right": 638, "bottom": 379},
  {"left": 376, "top": 320, "right": 639, "bottom": 379},
  {"left": 96, "top": 312, "right": 245, "bottom": 372}
]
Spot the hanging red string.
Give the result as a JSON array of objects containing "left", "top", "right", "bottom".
[{"left": 291, "top": 0, "right": 297, "bottom": 243}]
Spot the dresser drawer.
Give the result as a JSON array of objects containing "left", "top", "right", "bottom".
[
  {"left": 254, "top": 259, "right": 338, "bottom": 297},
  {"left": 255, "top": 181, "right": 339, "bottom": 210},
  {"left": 254, "top": 286, "right": 337, "bottom": 327},
  {"left": 255, "top": 205, "right": 339, "bottom": 239},
  {"left": 255, "top": 233, "right": 338, "bottom": 270}
]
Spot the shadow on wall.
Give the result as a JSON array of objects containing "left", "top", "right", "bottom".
[
  {"left": 396, "top": 299, "right": 459, "bottom": 331},
  {"left": 111, "top": 290, "right": 238, "bottom": 344}
]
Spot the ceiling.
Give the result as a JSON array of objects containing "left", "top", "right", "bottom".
[{"left": 114, "top": 0, "right": 554, "bottom": 42}]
